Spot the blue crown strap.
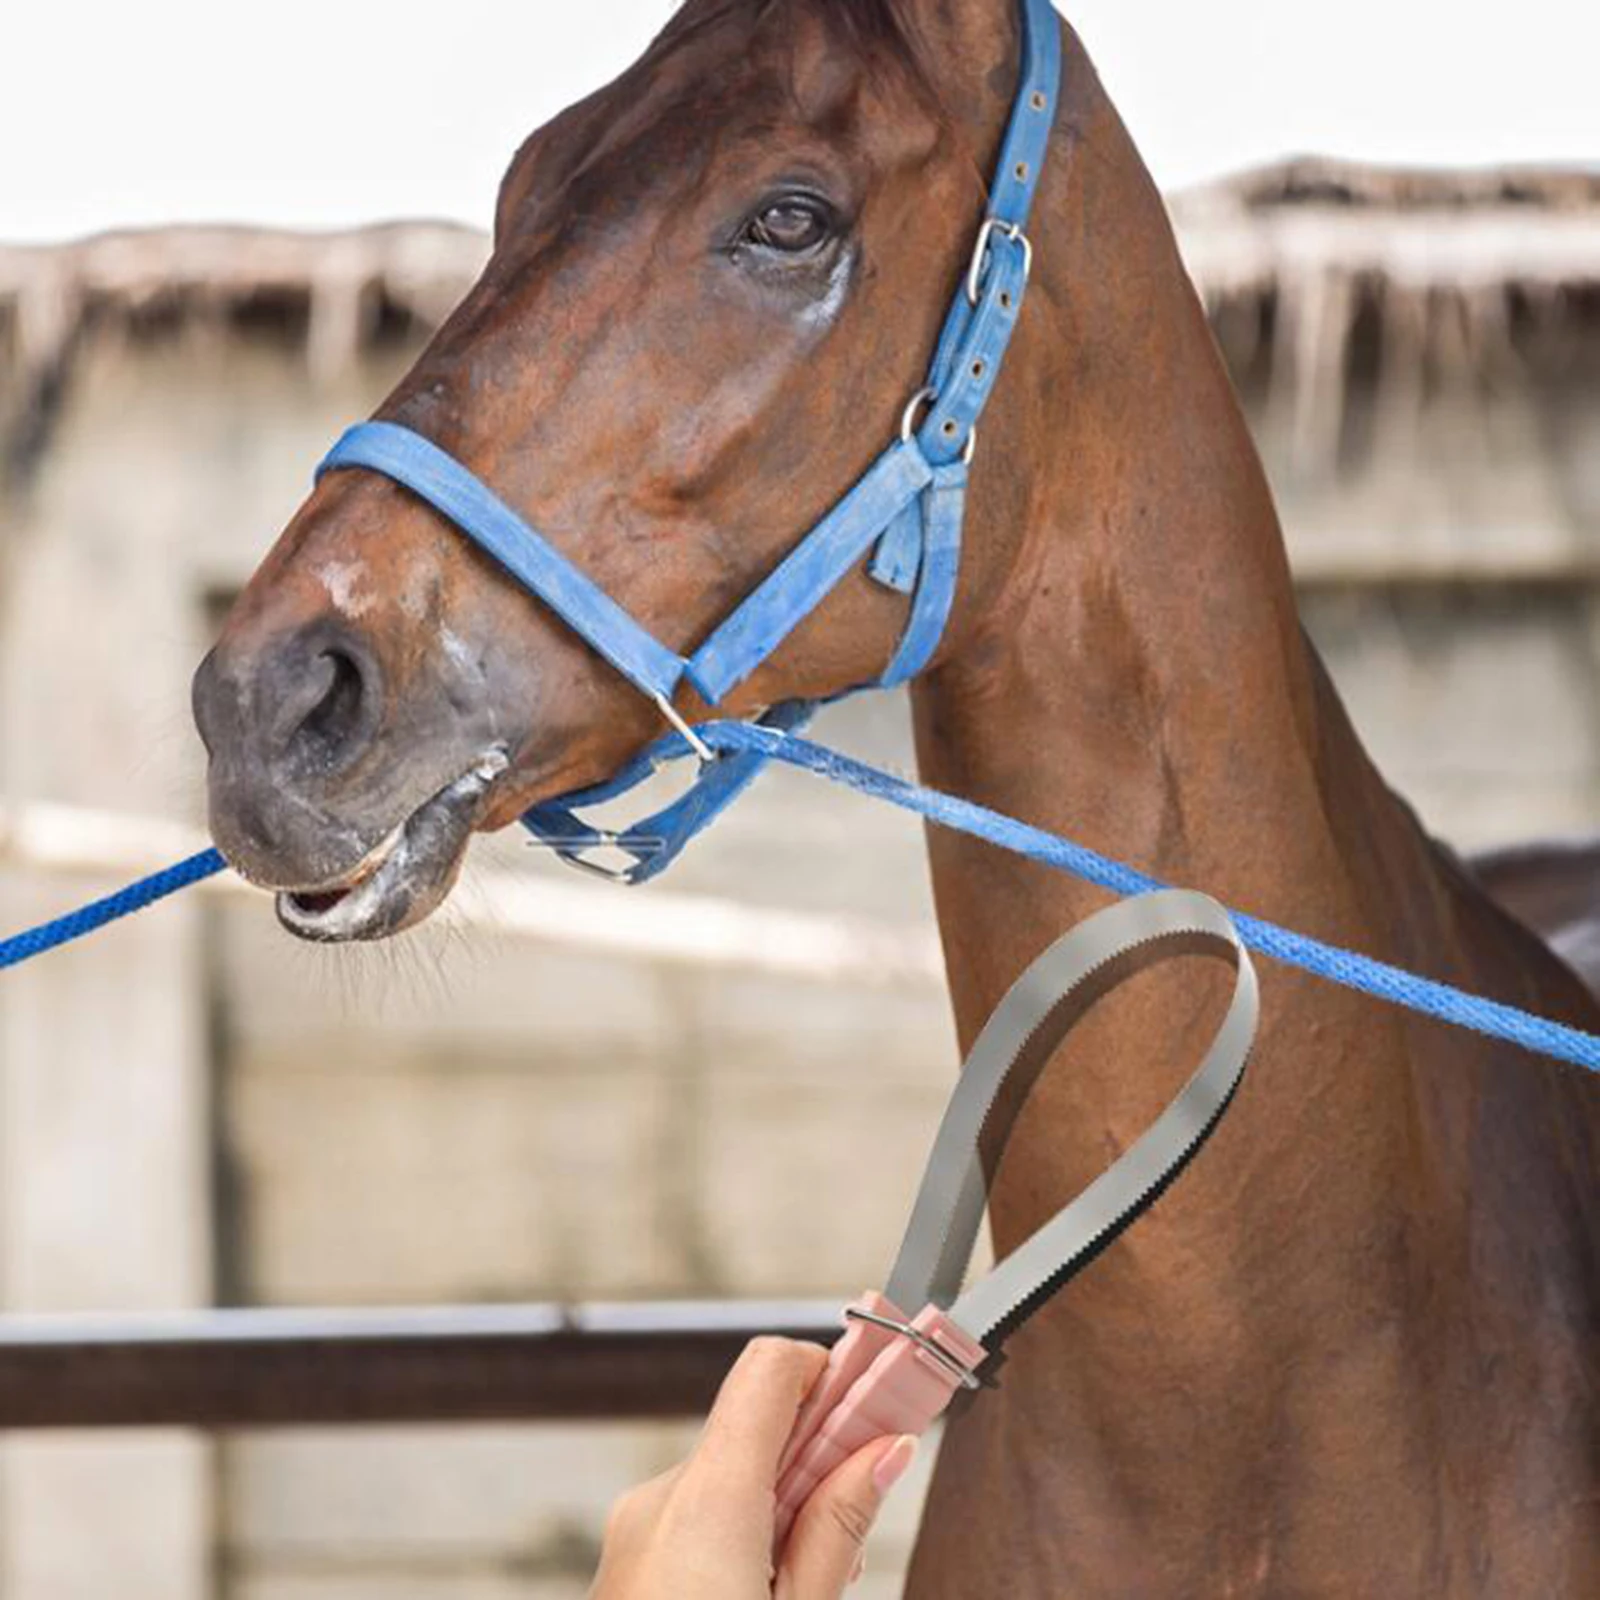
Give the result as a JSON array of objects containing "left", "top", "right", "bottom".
[
  {"left": 879, "top": 462, "right": 967, "bottom": 687},
  {"left": 919, "top": 0, "right": 1060, "bottom": 438},
  {"left": 918, "top": 234, "right": 1031, "bottom": 464},
  {"left": 991, "top": 0, "right": 1063, "bottom": 231},
  {"left": 685, "top": 438, "right": 933, "bottom": 705},
  {"left": 317, "top": 422, "right": 688, "bottom": 705},
  {"left": 926, "top": 296, "right": 977, "bottom": 401}
]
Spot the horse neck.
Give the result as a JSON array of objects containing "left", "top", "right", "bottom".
[{"left": 910, "top": 29, "right": 1589, "bottom": 1340}]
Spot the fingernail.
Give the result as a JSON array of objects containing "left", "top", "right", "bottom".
[
  {"left": 850, "top": 1549, "right": 867, "bottom": 1584},
  {"left": 872, "top": 1434, "right": 917, "bottom": 1494}
]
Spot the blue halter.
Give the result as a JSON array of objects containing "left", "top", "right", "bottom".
[{"left": 316, "top": 0, "right": 1063, "bottom": 883}]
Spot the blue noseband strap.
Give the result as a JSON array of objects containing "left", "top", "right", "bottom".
[
  {"left": 318, "top": 424, "right": 685, "bottom": 704},
  {"left": 315, "top": 0, "right": 1063, "bottom": 883}
]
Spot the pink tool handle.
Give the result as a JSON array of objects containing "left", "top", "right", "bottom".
[
  {"left": 772, "top": 1295, "right": 986, "bottom": 1555},
  {"left": 776, "top": 1292, "right": 902, "bottom": 1484}
]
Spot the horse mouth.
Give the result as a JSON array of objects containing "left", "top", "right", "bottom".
[{"left": 276, "top": 749, "right": 509, "bottom": 943}]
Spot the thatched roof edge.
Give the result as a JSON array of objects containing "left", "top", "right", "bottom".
[{"left": 2, "top": 160, "right": 1596, "bottom": 482}]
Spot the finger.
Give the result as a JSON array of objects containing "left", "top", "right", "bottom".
[
  {"left": 777, "top": 1433, "right": 917, "bottom": 1599},
  {"left": 691, "top": 1337, "right": 830, "bottom": 1488}
]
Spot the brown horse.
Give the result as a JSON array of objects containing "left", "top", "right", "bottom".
[
  {"left": 1474, "top": 840, "right": 1600, "bottom": 997},
  {"left": 191, "top": 0, "right": 1600, "bottom": 1591}
]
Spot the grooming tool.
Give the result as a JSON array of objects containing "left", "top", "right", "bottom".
[{"left": 772, "top": 888, "right": 1259, "bottom": 1551}]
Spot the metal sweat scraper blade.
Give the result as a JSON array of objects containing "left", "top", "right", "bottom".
[{"left": 773, "top": 889, "right": 1260, "bottom": 1552}]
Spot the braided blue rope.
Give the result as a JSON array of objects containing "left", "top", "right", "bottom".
[
  {"left": 699, "top": 722, "right": 1600, "bottom": 1077},
  {"left": 0, "top": 849, "right": 225, "bottom": 972},
  {"left": 2, "top": 727, "right": 1598, "bottom": 1078}
]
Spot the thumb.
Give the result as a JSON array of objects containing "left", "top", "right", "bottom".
[{"left": 776, "top": 1434, "right": 918, "bottom": 1599}]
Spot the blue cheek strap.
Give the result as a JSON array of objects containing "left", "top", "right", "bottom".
[{"left": 314, "top": 0, "right": 1062, "bottom": 884}]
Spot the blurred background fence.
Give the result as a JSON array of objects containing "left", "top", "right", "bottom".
[{"left": 0, "top": 158, "right": 1597, "bottom": 1599}]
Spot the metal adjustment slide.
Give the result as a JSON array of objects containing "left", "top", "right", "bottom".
[
  {"left": 843, "top": 1304, "right": 983, "bottom": 1391},
  {"left": 966, "top": 218, "right": 1034, "bottom": 307}
]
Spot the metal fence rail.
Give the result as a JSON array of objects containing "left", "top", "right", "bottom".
[{"left": 0, "top": 1301, "right": 842, "bottom": 1430}]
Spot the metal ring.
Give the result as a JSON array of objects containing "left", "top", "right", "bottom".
[
  {"left": 900, "top": 387, "right": 938, "bottom": 444},
  {"left": 931, "top": 415, "right": 980, "bottom": 468},
  {"left": 843, "top": 1306, "right": 983, "bottom": 1391},
  {"left": 902, "top": 387, "right": 978, "bottom": 466},
  {"left": 966, "top": 218, "right": 1034, "bottom": 307},
  {"left": 652, "top": 692, "right": 715, "bottom": 764}
]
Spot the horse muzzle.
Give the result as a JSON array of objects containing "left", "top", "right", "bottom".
[
  {"left": 192, "top": 613, "right": 512, "bottom": 941},
  {"left": 273, "top": 748, "right": 507, "bottom": 942}
]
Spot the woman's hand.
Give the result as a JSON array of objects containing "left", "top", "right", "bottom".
[{"left": 591, "top": 1337, "right": 917, "bottom": 1598}]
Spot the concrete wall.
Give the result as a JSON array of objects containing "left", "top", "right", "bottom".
[{"left": 0, "top": 269, "right": 1595, "bottom": 1600}]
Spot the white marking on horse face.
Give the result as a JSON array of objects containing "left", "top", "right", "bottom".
[
  {"left": 440, "top": 627, "right": 478, "bottom": 676},
  {"left": 391, "top": 549, "right": 440, "bottom": 623},
  {"left": 398, "top": 574, "right": 431, "bottom": 622},
  {"left": 800, "top": 252, "right": 855, "bottom": 331},
  {"left": 317, "top": 559, "right": 375, "bottom": 619}
]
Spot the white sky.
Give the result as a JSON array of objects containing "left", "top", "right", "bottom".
[{"left": 5, "top": 1, "right": 1598, "bottom": 245}]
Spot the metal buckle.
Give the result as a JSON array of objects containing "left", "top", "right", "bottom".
[
  {"left": 552, "top": 829, "right": 667, "bottom": 884},
  {"left": 966, "top": 218, "right": 1033, "bottom": 307},
  {"left": 652, "top": 692, "right": 715, "bottom": 764},
  {"left": 900, "top": 387, "right": 977, "bottom": 467},
  {"left": 843, "top": 1305, "right": 984, "bottom": 1391}
]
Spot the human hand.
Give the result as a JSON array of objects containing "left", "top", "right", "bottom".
[{"left": 591, "top": 1337, "right": 918, "bottom": 1598}]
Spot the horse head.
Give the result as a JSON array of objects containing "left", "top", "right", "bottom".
[{"left": 193, "top": 0, "right": 1041, "bottom": 940}]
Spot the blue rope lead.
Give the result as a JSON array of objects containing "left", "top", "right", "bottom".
[
  {"left": 2, "top": 726, "right": 1599, "bottom": 1079},
  {"left": 0, "top": 849, "right": 226, "bottom": 972},
  {"left": 702, "top": 722, "right": 1600, "bottom": 1078}
]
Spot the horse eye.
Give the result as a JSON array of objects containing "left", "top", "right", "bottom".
[{"left": 744, "top": 199, "right": 834, "bottom": 255}]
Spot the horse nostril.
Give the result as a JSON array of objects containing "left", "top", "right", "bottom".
[{"left": 283, "top": 647, "right": 371, "bottom": 771}]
